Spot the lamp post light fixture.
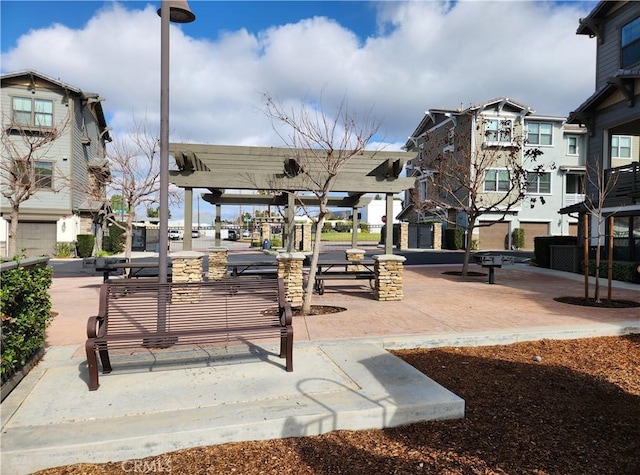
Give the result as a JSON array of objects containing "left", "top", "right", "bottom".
[{"left": 157, "top": 0, "right": 195, "bottom": 285}]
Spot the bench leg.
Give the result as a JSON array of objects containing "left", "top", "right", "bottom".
[
  {"left": 99, "top": 348, "right": 113, "bottom": 373},
  {"left": 281, "top": 328, "right": 293, "bottom": 372},
  {"left": 85, "top": 340, "right": 100, "bottom": 391}
]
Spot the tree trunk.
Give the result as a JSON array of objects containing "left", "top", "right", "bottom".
[
  {"left": 302, "top": 213, "right": 327, "bottom": 315},
  {"left": 594, "top": 233, "right": 601, "bottom": 303},
  {"left": 461, "top": 217, "right": 476, "bottom": 276},
  {"left": 8, "top": 205, "right": 20, "bottom": 257},
  {"left": 125, "top": 215, "right": 134, "bottom": 261}
]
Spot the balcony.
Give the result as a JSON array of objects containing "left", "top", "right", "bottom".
[
  {"left": 604, "top": 163, "right": 640, "bottom": 206},
  {"left": 564, "top": 193, "right": 585, "bottom": 206}
]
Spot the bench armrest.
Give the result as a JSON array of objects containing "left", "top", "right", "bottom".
[{"left": 87, "top": 315, "right": 106, "bottom": 339}]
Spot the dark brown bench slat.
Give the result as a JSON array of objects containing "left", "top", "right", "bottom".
[{"left": 86, "top": 277, "right": 293, "bottom": 390}]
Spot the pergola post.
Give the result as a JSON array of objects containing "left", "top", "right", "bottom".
[
  {"left": 183, "top": 187, "right": 193, "bottom": 251},
  {"left": 385, "top": 193, "right": 394, "bottom": 254},
  {"left": 351, "top": 205, "right": 358, "bottom": 249},
  {"left": 215, "top": 203, "right": 222, "bottom": 247},
  {"left": 286, "top": 192, "right": 295, "bottom": 252}
]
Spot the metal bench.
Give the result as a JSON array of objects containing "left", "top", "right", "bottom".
[
  {"left": 85, "top": 277, "right": 293, "bottom": 391},
  {"left": 472, "top": 254, "right": 514, "bottom": 284},
  {"left": 313, "top": 260, "right": 375, "bottom": 295}
]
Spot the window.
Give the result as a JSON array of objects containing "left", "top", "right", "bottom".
[
  {"left": 13, "top": 160, "right": 53, "bottom": 189},
  {"left": 443, "top": 127, "right": 455, "bottom": 152},
  {"left": 484, "top": 169, "right": 510, "bottom": 192},
  {"left": 526, "top": 172, "right": 551, "bottom": 194},
  {"left": 567, "top": 136, "right": 578, "bottom": 155},
  {"left": 418, "top": 180, "right": 427, "bottom": 201},
  {"left": 34, "top": 161, "right": 53, "bottom": 189},
  {"left": 527, "top": 122, "right": 553, "bottom": 146},
  {"left": 484, "top": 119, "right": 512, "bottom": 144},
  {"left": 12, "top": 97, "right": 53, "bottom": 127},
  {"left": 566, "top": 174, "right": 584, "bottom": 194},
  {"left": 611, "top": 135, "right": 632, "bottom": 159},
  {"left": 622, "top": 16, "right": 640, "bottom": 68}
]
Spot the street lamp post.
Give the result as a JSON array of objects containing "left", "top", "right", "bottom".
[{"left": 157, "top": 0, "right": 195, "bottom": 285}]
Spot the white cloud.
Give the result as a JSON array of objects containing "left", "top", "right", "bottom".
[{"left": 1, "top": 1, "right": 596, "bottom": 147}]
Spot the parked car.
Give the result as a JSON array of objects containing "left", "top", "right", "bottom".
[
  {"left": 191, "top": 230, "right": 200, "bottom": 238},
  {"left": 227, "top": 229, "right": 239, "bottom": 241},
  {"left": 242, "top": 230, "right": 251, "bottom": 238},
  {"left": 168, "top": 229, "right": 183, "bottom": 240}
]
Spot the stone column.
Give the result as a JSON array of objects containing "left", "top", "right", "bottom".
[
  {"left": 276, "top": 252, "right": 306, "bottom": 305},
  {"left": 302, "top": 223, "right": 312, "bottom": 252},
  {"left": 346, "top": 248, "right": 366, "bottom": 272},
  {"left": 171, "top": 251, "right": 205, "bottom": 303},
  {"left": 399, "top": 222, "right": 409, "bottom": 250},
  {"left": 207, "top": 247, "right": 228, "bottom": 281},
  {"left": 261, "top": 223, "right": 271, "bottom": 242},
  {"left": 433, "top": 222, "right": 442, "bottom": 250},
  {"left": 373, "top": 254, "right": 406, "bottom": 301}
]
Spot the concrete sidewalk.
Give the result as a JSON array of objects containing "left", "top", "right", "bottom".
[{"left": 1, "top": 263, "right": 638, "bottom": 474}]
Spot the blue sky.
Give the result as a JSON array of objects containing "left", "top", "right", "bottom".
[
  {"left": 1, "top": 1, "right": 380, "bottom": 48},
  {"left": 1, "top": 1, "right": 599, "bottom": 220}
]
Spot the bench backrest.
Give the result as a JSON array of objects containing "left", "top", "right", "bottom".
[{"left": 99, "top": 278, "right": 286, "bottom": 336}]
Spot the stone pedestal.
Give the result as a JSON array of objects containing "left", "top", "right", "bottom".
[
  {"left": 433, "top": 223, "right": 442, "bottom": 250},
  {"left": 207, "top": 248, "right": 228, "bottom": 281},
  {"left": 346, "top": 248, "right": 366, "bottom": 272},
  {"left": 399, "top": 222, "right": 409, "bottom": 250},
  {"left": 261, "top": 223, "right": 271, "bottom": 242},
  {"left": 373, "top": 254, "right": 406, "bottom": 301},
  {"left": 276, "top": 252, "right": 306, "bottom": 305},
  {"left": 171, "top": 251, "right": 205, "bottom": 303}
]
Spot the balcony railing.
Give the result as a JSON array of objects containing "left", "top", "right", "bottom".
[
  {"left": 564, "top": 193, "right": 585, "bottom": 206},
  {"left": 604, "top": 162, "right": 640, "bottom": 205}
]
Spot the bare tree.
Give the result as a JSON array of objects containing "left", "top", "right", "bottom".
[
  {"left": 263, "top": 94, "right": 381, "bottom": 314},
  {"left": 412, "top": 119, "right": 545, "bottom": 275},
  {"left": 0, "top": 114, "right": 70, "bottom": 257},
  {"left": 582, "top": 157, "right": 619, "bottom": 303},
  {"left": 105, "top": 118, "right": 181, "bottom": 259}
]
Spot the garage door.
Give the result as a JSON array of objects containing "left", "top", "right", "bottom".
[
  {"left": 520, "top": 222, "right": 549, "bottom": 250},
  {"left": 478, "top": 221, "right": 509, "bottom": 250},
  {"left": 17, "top": 222, "right": 57, "bottom": 257}
]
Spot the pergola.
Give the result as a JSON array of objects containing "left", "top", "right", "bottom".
[{"left": 168, "top": 144, "right": 416, "bottom": 253}]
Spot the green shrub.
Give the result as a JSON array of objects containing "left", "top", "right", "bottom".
[
  {"left": 444, "top": 227, "right": 463, "bottom": 250},
  {"left": 334, "top": 222, "right": 350, "bottom": 233},
  {"left": 270, "top": 237, "right": 282, "bottom": 248},
  {"left": 360, "top": 221, "right": 369, "bottom": 232},
  {"left": 76, "top": 234, "right": 95, "bottom": 258},
  {"left": 511, "top": 228, "right": 525, "bottom": 250},
  {"left": 104, "top": 223, "right": 126, "bottom": 254},
  {"left": 55, "top": 242, "right": 75, "bottom": 258},
  {"left": 582, "top": 260, "right": 639, "bottom": 283},
  {"left": 322, "top": 223, "right": 333, "bottom": 233},
  {"left": 1, "top": 264, "right": 53, "bottom": 382}
]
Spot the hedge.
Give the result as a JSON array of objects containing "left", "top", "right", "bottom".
[
  {"left": 444, "top": 227, "right": 464, "bottom": 250},
  {"left": 582, "top": 260, "right": 640, "bottom": 284},
  {"left": 1, "top": 263, "right": 53, "bottom": 384},
  {"left": 104, "top": 222, "right": 126, "bottom": 254},
  {"left": 76, "top": 234, "right": 95, "bottom": 258},
  {"left": 511, "top": 228, "right": 525, "bottom": 250}
]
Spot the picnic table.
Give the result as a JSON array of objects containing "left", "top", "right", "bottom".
[
  {"left": 227, "top": 261, "right": 278, "bottom": 277},
  {"left": 110, "top": 261, "right": 173, "bottom": 281},
  {"left": 313, "top": 259, "right": 376, "bottom": 295}
]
